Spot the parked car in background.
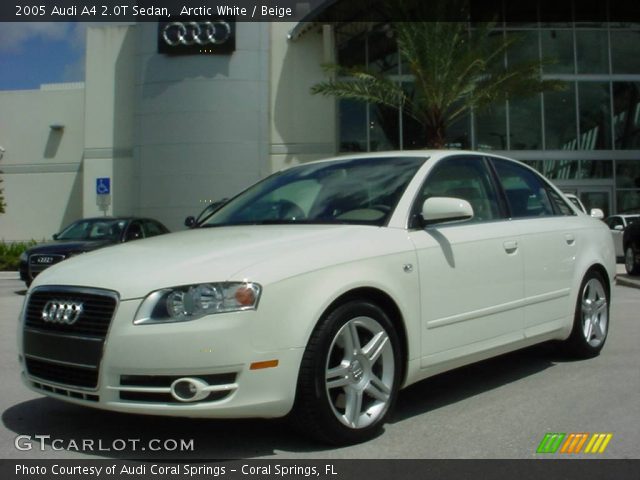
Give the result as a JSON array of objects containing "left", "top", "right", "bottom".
[
  {"left": 18, "top": 152, "right": 615, "bottom": 445},
  {"left": 563, "top": 193, "right": 605, "bottom": 219},
  {"left": 19, "top": 217, "right": 170, "bottom": 287},
  {"left": 184, "top": 199, "right": 228, "bottom": 228},
  {"left": 605, "top": 214, "right": 640, "bottom": 260},
  {"left": 623, "top": 220, "right": 640, "bottom": 275}
]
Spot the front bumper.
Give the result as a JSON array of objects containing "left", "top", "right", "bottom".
[{"left": 19, "top": 294, "right": 304, "bottom": 419}]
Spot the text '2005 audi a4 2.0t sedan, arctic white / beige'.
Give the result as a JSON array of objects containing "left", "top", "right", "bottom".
[{"left": 18, "top": 151, "right": 615, "bottom": 445}]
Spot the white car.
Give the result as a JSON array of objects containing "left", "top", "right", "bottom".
[
  {"left": 605, "top": 214, "right": 640, "bottom": 259},
  {"left": 18, "top": 151, "right": 615, "bottom": 445}
]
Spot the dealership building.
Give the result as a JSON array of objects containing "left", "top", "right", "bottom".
[{"left": 1, "top": 1, "right": 640, "bottom": 241}]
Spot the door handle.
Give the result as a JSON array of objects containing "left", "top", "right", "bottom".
[
  {"left": 503, "top": 240, "right": 518, "bottom": 254},
  {"left": 565, "top": 233, "right": 576, "bottom": 245}
]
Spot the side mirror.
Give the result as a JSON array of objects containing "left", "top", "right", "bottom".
[
  {"left": 184, "top": 216, "right": 196, "bottom": 228},
  {"left": 52, "top": 233, "right": 59, "bottom": 240},
  {"left": 590, "top": 208, "right": 604, "bottom": 220},
  {"left": 422, "top": 197, "right": 474, "bottom": 226},
  {"left": 613, "top": 224, "right": 624, "bottom": 231}
]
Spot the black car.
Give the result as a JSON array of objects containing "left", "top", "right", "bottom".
[
  {"left": 19, "top": 217, "right": 170, "bottom": 286},
  {"left": 623, "top": 220, "right": 640, "bottom": 275}
]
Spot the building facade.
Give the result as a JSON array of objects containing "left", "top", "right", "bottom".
[{"left": 1, "top": 0, "right": 639, "bottom": 241}]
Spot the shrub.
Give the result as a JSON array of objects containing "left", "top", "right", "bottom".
[{"left": 0, "top": 240, "right": 37, "bottom": 271}]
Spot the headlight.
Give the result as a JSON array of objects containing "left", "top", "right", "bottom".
[
  {"left": 19, "top": 252, "right": 28, "bottom": 262},
  {"left": 134, "top": 282, "right": 262, "bottom": 325}
]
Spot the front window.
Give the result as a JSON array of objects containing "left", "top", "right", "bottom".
[
  {"left": 57, "top": 219, "right": 126, "bottom": 241},
  {"left": 200, "top": 157, "right": 426, "bottom": 227}
]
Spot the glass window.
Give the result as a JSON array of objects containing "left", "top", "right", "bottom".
[
  {"left": 616, "top": 160, "right": 640, "bottom": 189},
  {"left": 617, "top": 190, "right": 640, "bottom": 213},
  {"left": 578, "top": 82, "right": 612, "bottom": 150},
  {"left": 370, "top": 104, "right": 399, "bottom": 151},
  {"left": 540, "top": 29, "right": 574, "bottom": 74},
  {"left": 544, "top": 83, "right": 578, "bottom": 149},
  {"left": 547, "top": 189, "right": 575, "bottom": 216},
  {"left": 611, "top": 31, "right": 640, "bottom": 73},
  {"left": 492, "top": 158, "right": 556, "bottom": 218},
  {"left": 337, "top": 31, "right": 366, "bottom": 68},
  {"left": 575, "top": 30, "right": 610, "bottom": 74},
  {"left": 506, "top": 30, "right": 540, "bottom": 68},
  {"left": 580, "top": 160, "right": 613, "bottom": 179},
  {"left": 339, "top": 100, "right": 367, "bottom": 153},
  {"left": 415, "top": 156, "right": 502, "bottom": 223},
  {"left": 367, "top": 28, "right": 399, "bottom": 75},
  {"left": 475, "top": 101, "right": 508, "bottom": 150},
  {"left": 613, "top": 82, "right": 640, "bottom": 149},
  {"left": 510, "top": 95, "right": 543, "bottom": 150},
  {"left": 143, "top": 221, "right": 166, "bottom": 237},
  {"left": 444, "top": 114, "right": 472, "bottom": 150}
]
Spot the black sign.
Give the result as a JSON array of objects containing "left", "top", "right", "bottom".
[{"left": 157, "top": 18, "right": 235, "bottom": 55}]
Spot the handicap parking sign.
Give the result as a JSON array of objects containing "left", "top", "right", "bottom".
[{"left": 96, "top": 178, "right": 111, "bottom": 195}]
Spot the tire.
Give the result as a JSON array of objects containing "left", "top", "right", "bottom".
[
  {"left": 290, "top": 300, "right": 401, "bottom": 445},
  {"left": 625, "top": 246, "right": 639, "bottom": 275},
  {"left": 563, "top": 270, "right": 610, "bottom": 358}
]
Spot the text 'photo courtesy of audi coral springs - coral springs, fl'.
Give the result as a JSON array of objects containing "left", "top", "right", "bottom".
[{"left": 18, "top": 151, "right": 616, "bottom": 445}]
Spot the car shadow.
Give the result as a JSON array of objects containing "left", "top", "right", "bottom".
[
  {"left": 391, "top": 343, "right": 579, "bottom": 423},
  {"left": 15, "top": 290, "right": 27, "bottom": 296},
  {"left": 3, "top": 344, "right": 579, "bottom": 459}
]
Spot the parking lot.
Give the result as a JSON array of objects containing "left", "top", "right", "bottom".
[{"left": 0, "top": 272, "right": 638, "bottom": 460}]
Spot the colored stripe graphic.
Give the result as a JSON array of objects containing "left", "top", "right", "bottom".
[
  {"left": 560, "top": 433, "right": 589, "bottom": 454},
  {"left": 537, "top": 433, "right": 566, "bottom": 453},
  {"left": 584, "top": 433, "right": 613, "bottom": 454},
  {"left": 537, "top": 433, "right": 613, "bottom": 454}
]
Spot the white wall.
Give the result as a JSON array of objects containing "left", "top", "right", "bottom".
[{"left": 0, "top": 85, "right": 84, "bottom": 242}]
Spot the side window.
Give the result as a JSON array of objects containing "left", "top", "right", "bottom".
[
  {"left": 492, "top": 159, "right": 556, "bottom": 218},
  {"left": 547, "top": 189, "right": 575, "bottom": 216},
  {"left": 143, "top": 221, "right": 165, "bottom": 237},
  {"left": 414, "top": 156, "right": 502, "bottom": 223},
  {"left": 125, "top": 221, "right": 144, "bottom": 241}
]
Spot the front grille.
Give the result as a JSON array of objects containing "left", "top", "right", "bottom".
[
  {"left": 31, "top": 381, "right": 99, "bottom": 402},
  {"left": 23, "top": 287, "right": 118, "bottom": 391},
  {"left": 25, "top": 288, "right": 117, "bottom": 338},
  {"left": 26, "top": 358, "right": 98, "bottom": 389}
]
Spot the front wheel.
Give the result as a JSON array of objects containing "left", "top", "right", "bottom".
[
  {"left": 290, "top": 301, "right": 401, "bottom": 445},
  {"left": 625, "top": 246, "right": 639, "bottom": 275},
  {"left": 562, "top": 270, "right": 610, "bottom": 358}
]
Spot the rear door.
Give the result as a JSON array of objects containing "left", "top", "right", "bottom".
[{"left": 489, "top": 157, "right": 580, "bottom": 338}]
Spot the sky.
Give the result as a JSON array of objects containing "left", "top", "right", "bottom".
[{"left": 0, "top": 23, "right": 90, "bottom": 90}]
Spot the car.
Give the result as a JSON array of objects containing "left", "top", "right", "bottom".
[
  {"left": 19, "top": 217, "right": 170, "bottom": 287},
  {"left": 623, "top": 220, "right": 640, "bottom": 275},
  {"left": 563, "top": 193, "right": 605, "bottom": 219},
  {"left": 18, "top": 151, "right": 615, "bottom": 445},
  {"left": 184, "top": 199, "right": 228, "bottom": 228},
  {"left": 604, "top": 214, "right": 640, "bottom": 260}
]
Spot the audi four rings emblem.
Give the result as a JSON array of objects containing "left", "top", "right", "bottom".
[
  {"left": 162, "top": 21, "right": 231, "bottom": 46},
  {"left": 42, "top": 300, "right": 83, "bottom": 325}
]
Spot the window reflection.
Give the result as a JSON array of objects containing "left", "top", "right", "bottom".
[
  {"left": 476, "top": 101, "right": 508, "bottom": 150},
  {"left": 611, "top": 31, "right": 640, "bottom": 73},
  {"left": 544, "top": 83, "right": 577, "bottom": 149},
  {"left": 613, "top": 82, "right": 640, "bottom": 149},
  {"left": 576, "top": 30, "right": 609, "bottom": 74},
  {"left": 339, "top": 100, "right": 367, "bottom": 152},
  {"left": 510, "top": 95, "right": 543, "bottom": 149},
  {"left": 540, "top": 29, "right": 574, "bottom": 74},
  {"left": 578, "top": 82, "right": 612, "bottom": 150}
]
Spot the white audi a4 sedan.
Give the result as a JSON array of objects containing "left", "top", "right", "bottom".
[{"left": 19, "top": 151, "right": 615, "bottom": 445}]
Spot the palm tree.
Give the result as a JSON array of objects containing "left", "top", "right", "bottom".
[{"left": 312, "top": 12, "right": 565, "bottom": 148}]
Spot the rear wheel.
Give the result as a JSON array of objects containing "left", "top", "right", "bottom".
[
  {"left": 290, "top": 301, "right": 401, "bottom": 445},
  {"left": 625, "top": 246, "right": 639, "bottom": 275},
  {"left": 563, "top": 270, "right": 610, "bottom": 358}
]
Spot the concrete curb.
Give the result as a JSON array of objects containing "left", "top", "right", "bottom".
[
  {"left": 616, "top": 275, "right": 640, "bottom": 290},
  {"left": 0, "top": 271, "right": 19, "bottom": 280}
]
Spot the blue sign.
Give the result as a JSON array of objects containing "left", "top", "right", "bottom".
[{"left": 96, "top": 177, "right": 111, "bottom": 195}]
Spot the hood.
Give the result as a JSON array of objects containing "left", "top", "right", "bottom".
[{"left": 32, "top": 225, "right": 400, "bottom": 299}]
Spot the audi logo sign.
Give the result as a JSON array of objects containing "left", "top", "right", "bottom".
[
  {"left": 158, "top": 18, "right": 235, "bottom": 55},
  {"left": 41, "top": 300, "right": 84, "bottom": 325}
]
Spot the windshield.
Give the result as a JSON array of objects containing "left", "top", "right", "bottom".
[
  {"left": 57, "top": 219, "right": 127, "bottom": 241},
  {"left": 200, "top": 156, "right": 427, "bottom": 227}
]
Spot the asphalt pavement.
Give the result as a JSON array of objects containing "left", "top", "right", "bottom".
[{"left": 0, "top": 271, "right": 638, "bottom": 460}]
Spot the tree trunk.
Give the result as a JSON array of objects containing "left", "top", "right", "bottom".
[{"left": 425, "top": 121, "right": 446, "bottom": 149}]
